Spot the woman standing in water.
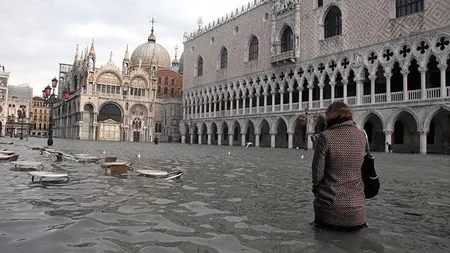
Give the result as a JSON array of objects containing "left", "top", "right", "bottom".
[{"left": 311, "top": 102, "right": 367, "bottom": 231}]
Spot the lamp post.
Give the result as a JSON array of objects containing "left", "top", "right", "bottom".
[
  {"left": 298, "top": 108, "right": 319, "bottom": 151},
  {"left": 18, "top": 106, "right": 26, "bottom": 140},
  {"left": 7, "top": 114, "right": 15, "bottom": 137},
  {"left": 43, "top": 77, "right": 61, "bottom": 146}
]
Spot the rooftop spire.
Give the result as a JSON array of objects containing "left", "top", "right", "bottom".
[
  {"left": 124, "top": 45, "right": 129, "bottom": 60},
  {"left": 74, "top": 44, "right": 79, "bottom": 61},
  {"left": 89, "top": 38, "right": 96, "bottom": 57},
  {"left": 148, "top": 18, "right": 156, "bottom": 42},
  {"left": 174, "top": 44, "right": 179, "bottom": 59}
]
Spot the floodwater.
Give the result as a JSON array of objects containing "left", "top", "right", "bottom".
[{"left": 0, "top": 137, "right": 449, "bottom": 253}]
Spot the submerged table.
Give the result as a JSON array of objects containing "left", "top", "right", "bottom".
[{"left": 28, "top": 171, "right": 69, "bottom": 183}]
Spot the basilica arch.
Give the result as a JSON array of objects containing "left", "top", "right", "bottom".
[{"left": 98, "top": 102, "right": 123, "bottom": 141}]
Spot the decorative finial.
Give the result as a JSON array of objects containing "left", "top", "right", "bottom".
[
  {"left": 148, "top": 18, "right": 157, "bottom": 42},
  {"left": 89, "top": 38, "right": 96, "bottom": 57},
  {"left": 174, "top": 44, "right": 179, "bottom": 59},
  {"left": 109, "top": 51, "right": 113, "bottom": 62},
  {"left": 197, "top": 17, "right": 203, "bottom": 30},
  {"left": 151, "top": 18, "right": 155, "bottom": 34},
  {"left": 75, "top": 44, "right": 79, "bottom": 60}
]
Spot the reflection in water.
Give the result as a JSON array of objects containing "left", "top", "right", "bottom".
[{"left": 0, "top": 138, "right": 449, "bottom": 252}]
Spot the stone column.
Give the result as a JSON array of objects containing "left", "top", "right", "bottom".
[
  {"left": 203, "top": 103, "right": 207, "bottom": 118},
  {"left": 249, "top": 95, "right": 253, "bottom": 114},
  {"left": 208, "top": 102, "right": 212, "bottom": 118},
  {"left": 288, "top": 88, "right": 293, "bottom": 111},
  {"left": 319, "top": 84, "right": 324, "bottom": 108},
  {"left": 288, "top": 131, "right": 294, "bottom": 149},
  {"left": 182, "top": 105, "right": 186, "bottom": 120},
  {"left": 230, "top": 98, "right": 234, "bottom": 116},
  {"left": 439, "top": 64, "right": 447, "bottom": 98},
  {"left": 308, "top": 87, "right": 313, "bottom": 108},
  {"left": 384, "top": 131, "right": 392, "bottom": 153},
  {"left": 298, "top": 88, "right": 303, "bottom": 110},
  {"left": 255, "top": 132, "right": 260, "bottom": 147},
  {"left": 190, "top": 134, "right": 194, "bottom": 144},
  {"left": 198, "top": 131, "right": 202, "bottom": 145},
  {"left": 343, "top": 80, "right": 348, "bottom": 104},
  {"left": 214, "top": 100, "right": 217, "bottom": 117},
  {"left": 207, "top": 132, "right": 212, "bottom": 145},
  {"left": 369, "top": 75, "right": 375, "bottom": 104},
  {"left": 242, "top": 95, "right": 246, "bottom": 115},
  {"left": 263, "top": 92, "right": 268, "bottom": 113},
  {"left": 280, "top": 90, "right": 284, "bottom": 112},
  {"left": 229, "top": 134, "right": 233, "bottom": 146},
  {"left": 420, "top": 67, "right": 427, "bottom": 99},
  {"left": 356, "top": 80, "right": 363, "bottom": 105},
  {"left": 181, "top": 134, "right": 186, "bottom": 144},
  {"left": 236, "top": 96, "right": 240, "bottom": 115},
  {"left": 256, "top": 94, "right": 260, "bottom": 114},
  {"left": 224, "top": 99, "right": 228, "bottom": 114},
  {"left": 385, "top": 72, "right": 392, "bottom": 102},
  {"left": 270, "top": 131, "right": 276, "bottom": 148},
  {"left": 218, "top": 133, "right": 222, "bottom": 146},
  {"left": 330, "top": 81, "right": 336, "bottom": 102},
  {"left": 419, "top": 130, "right": 428, "bottom": 155},
  {"left": 241, "top": 133, "right": 246, "bottom": 147},
  {"left": 401, "top": 70, "right": 409, "bottom": 101},
  {"left": 218, "top": 100, "right": 222, "bottom": 117},
  {"left": 271, "top": 91, "right": 276, "bottom": 112}
]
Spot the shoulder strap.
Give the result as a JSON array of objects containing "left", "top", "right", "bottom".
[{"left": 362, "top": 130, "right": 371, "bottom": 156}]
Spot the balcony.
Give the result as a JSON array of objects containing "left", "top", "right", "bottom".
[{"left": 270, "top": 51, "right": 296, "bottom": 65}]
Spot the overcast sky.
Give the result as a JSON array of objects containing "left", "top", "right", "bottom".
[{"left": 0, "top": 0, "right": 247, "bottom": 95}]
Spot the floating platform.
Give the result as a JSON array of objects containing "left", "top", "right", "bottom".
[
  {"left": 28, "top": 171, "right": 69, "bottom": 183},
  {"left": 136, "top": 170, "right": 183, "bottom": 180},
  {"left": 11, "top": 161, "right": 43, "bottom": 170}
]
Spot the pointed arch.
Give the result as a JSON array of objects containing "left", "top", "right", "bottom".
[
  {"left": 271, "top": 116, "right": 288, "bottom": 132},
  {"left": 280, "top": 25, "right": 294, "bottom": 53},
  {"left": 324, "top": 5, "right": 342, "bottom": 39},
  {"left": 386, "top": 106, "right": 420, "bottom": 132},
  {"left": 220, "top": 47, "right": 228, "bottom": 69},
  {"left": 423, "top": 104, "right": 450, "bottom": 132},
  {"left": 248, "top": 36, "right": 259, "bottom": 61},
  {"left": 197, "top": 56, "right": 204, "bottom": 76}
]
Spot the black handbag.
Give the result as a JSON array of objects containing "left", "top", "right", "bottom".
[{"left": 362, "top": 131, "right": 380, "bottom": 198}]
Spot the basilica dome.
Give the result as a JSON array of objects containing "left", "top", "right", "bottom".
[{"left": 130, "top": 31, "right": 171, "bottom": 69}]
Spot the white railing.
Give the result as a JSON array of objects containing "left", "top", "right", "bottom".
[
  {"left": 347, "top": 97, "right": 356, "bottom": 105},
  {"left": 427, "top": 88, "right": 440, "bottom": 99},
  {"left": 363, "top": 95, "right": 371, "bottom": 104},
  {"left": 391, "top": 91, "right": 403, "bottom": 102},
  {"left": 375, "top": 94, "right": 386, "bottom": 103},
  {"left": 408, "top": 90, "right": 421, "bottom": 100},
  {"left": 312, "top": 101, "right": 320, "bottom": 108},
  {"left": 323, "top": 99, "right": 332, "bottom": 108},
  {"left": 284, "top": 104, "right": 290, "bottom": 111},
  {"left": 302, "top": 102, "right": 309, "bottom": 109},
  {"left": 274, "top": 105, "right": 281, "bottom": 111}
]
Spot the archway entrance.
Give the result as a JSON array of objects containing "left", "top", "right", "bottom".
[
  {"left": 427, "top": 108, "right": 450, "bottom": 154},
  {"left": 246, "top": 121, "right": 255, "bottom": 144},
  {"left": 275, "top": 119, "right": 288, "bottom": 148},
  {"left": 211, "top": 123, "right": 218, "bottom": 145},
  {"left": 293, "top": 118, "right": 306, "bottom": 149},
  {"left": 98, "top": 103, "right": 123, "bottom": 141},
  {"left": 260, "top": 120, "right": 270, "bottom": 147},
  {"left": 392, "top": 112, "right": 418, "bottom": 153},
  {"left": 231, "top": 122, "right": 241, "bottom": 146},
  {"left": 363, "top": 114, "right": 384, "bottom": 151}
]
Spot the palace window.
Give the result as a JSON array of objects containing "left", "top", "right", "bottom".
[
  {"left": 324, "top": 6, "right": 342, "bottom": 38},
  {"left": 281, "top": 26, "right": 294, "bottom": 52},
  {"left": 164, "top": 76, "right": 169, "bottom": 86},
  {"left": 197, "top": 56, "right": 203, "bottom": 76},
  {"left": 249, "top": 36, "right": 259, "bottom": 61},
  {"left": 220, "top": 47, "right": 228, "bottom": 69},
  {"left": 396, "top": 0, "right": 424, "bottom": 18}
]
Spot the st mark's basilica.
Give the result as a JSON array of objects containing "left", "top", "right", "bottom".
[{"left": 53, "top": 25, "right": 184, "bottom": 142}]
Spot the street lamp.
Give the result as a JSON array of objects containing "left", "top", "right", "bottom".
[
  {"left": 43, "top": 77, "right": 60, "bottom": 146},
  {"left": 298, "top": 108, "right": 319, "bottom": 151},
  {"left": 18, "top": 106, "right": 26, "bottom": 140}
]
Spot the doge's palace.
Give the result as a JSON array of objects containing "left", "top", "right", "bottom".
[{"left": 181, "top": 0, "right": 450, "bottom": 154}]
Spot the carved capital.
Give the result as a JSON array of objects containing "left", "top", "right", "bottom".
[
  {"left": 438, "top": 64, "right": 448, "bottom": 71},
  {"left": 418, "top": 67, "right": 428, "bottom": 73},
  {"left": 383, "top": 130, "right": 393, "bottom": 135},
  {"left": 269, "top": 131, "right": 277, "bottom": 135},
  {"left": 401, "top": 70, "right": 409, "bottom": 76}
]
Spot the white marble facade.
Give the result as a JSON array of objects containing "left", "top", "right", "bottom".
[{"left": 181, "top": 0, "right": 450, "bottom": 154}]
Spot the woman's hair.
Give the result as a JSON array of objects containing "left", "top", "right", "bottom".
[{"left": 325, "top": 102, "right": 353, "bottom": 124}]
